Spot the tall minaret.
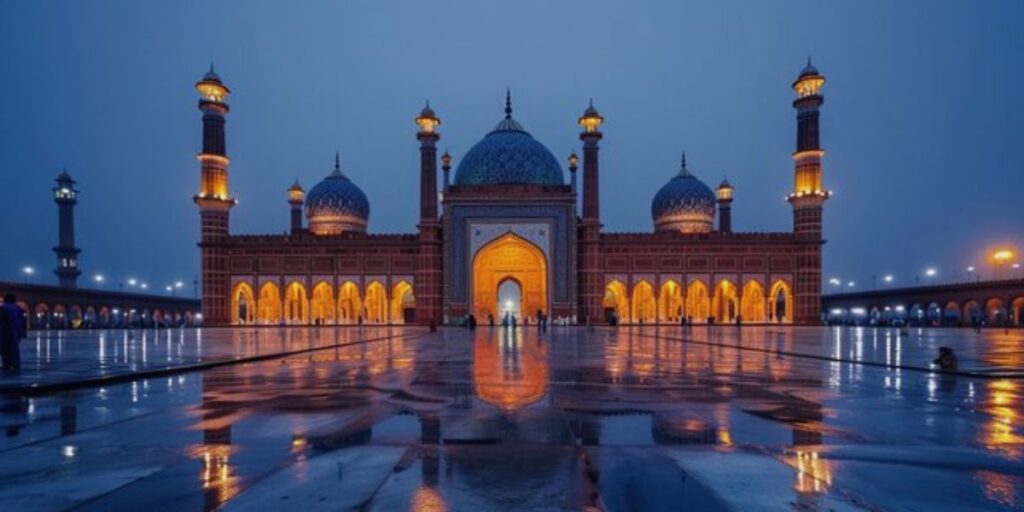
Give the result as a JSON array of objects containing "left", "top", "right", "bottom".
[
  {"left": 787, "top": 58, "right": 830, "bottom": 324},
  {"left": 192, "top": 64, "right": 235, "bottom": 326},
  {"left": 288, "top": 180, "right": 305, "bottom": 234},
  {"left": 415, "top": 101, "right": 442, "bottom": 325},
  {"left": 578, "top": 100, "right": 604, "bottom": 324},
  {"left": 53, "top": 170, "right": 81, "bottom": 288},
  {"left": 716, "top": 177, "right": 734, "bottom": 233}
]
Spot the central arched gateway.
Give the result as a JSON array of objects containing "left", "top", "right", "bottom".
[{"left": 472, "top": 233, "right": 548, "bottom": 322}]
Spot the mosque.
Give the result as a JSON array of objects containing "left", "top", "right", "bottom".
[{"left": 193, "top": 61, "right": 830, "bottom": 327}]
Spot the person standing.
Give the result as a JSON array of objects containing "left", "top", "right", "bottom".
[{"left": 0, "top": 294, "right": 27, "bottom": 370}]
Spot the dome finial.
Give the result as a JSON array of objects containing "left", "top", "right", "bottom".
[
  {"left": 505, "top": 87, "right": 512, "bottom": 119},
  {"left": 680, "top": 150, "right": 687, "bottom": 170},
  {"left": 331, "top": 151, "right": 342, "bottom": 176}
]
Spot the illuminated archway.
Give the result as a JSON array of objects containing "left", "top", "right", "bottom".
[
  {"left": 284, "top": 282, "right": 308, "bottom": 324},
  {"left": 985, "top": 298, "right": 1005, "bottom": 324},
  {"left": 311, "top": 282, "right": 335, "bottom": 324},
  {"left": 741, "top": 280, "right": 766, "bottom": 323},
  {"left": 34, "top": 303, "right": 50, "bottom": 328},
  {"left": 943, "top": 301, "right": 961, "bottom": 325},
  {"left": 685, "top": 280, "right": 710, "bottom": 322},
  {"left": 604, "top": 280, "right": 629, "bottom": 323},
  {"left": 365, "top": 281, "right": 387, "bottom": 323},
  {"left": 53, "top": 304, "right": 68, "bottom": 328},
  {"left": 769, "top": 280, "right": 794, "bottom": 323},
  {"left": 258, "top": 282, "right": 282, "bottom": 324},
  {"left": 338, "top": 281, "right": 361, "bottom": 324},
  {"left": 1012, "top": 297, "right": 1024, "bottom": 326},
  {"left": 658, "top": 280, "right": 684, "bottom": 322},
  {"left": 963, "top": 301, "right": 982, "bottom": 324},
  {"left": 390, "top": 281, "right": 414, "bottom": 324},
  {"left": 631, "top": 280, "right": 656, "bottom": 323},
  {"left": 471, "top": 234, "right": 547, "bottom": 321},
  {"left": 69, "top": 305, "right": 83, "bottom": 329},
  {"left": 231, "top": 282, "right": 256, "bottom": 325},
  {"left": 711, "top": 280, "right": 739, "bottom": 323}
]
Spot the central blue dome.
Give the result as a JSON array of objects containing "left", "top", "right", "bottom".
[
  {"left": 651, "top": 153, "right": 716, "bottom": 233},
  {"left": 453, "top": 97, "right": 563, "bottom": 186},
  {"left": 305, "top": 154, "right": 370, "bottom": 235}
]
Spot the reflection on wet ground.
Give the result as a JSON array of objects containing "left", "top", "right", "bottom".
[{"left": 0, "top": 325, "right": 1021, "bottom": 511}]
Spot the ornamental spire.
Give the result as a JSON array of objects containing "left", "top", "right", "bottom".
[
  {"left": 330, "top": 151, "right": 342, "bottom": 177},
  {"left": 504, "top": 87, "right": 512, "bottom": 119},
  {"left": 678, "top": 150, "right": 691, "bottom": 176}
]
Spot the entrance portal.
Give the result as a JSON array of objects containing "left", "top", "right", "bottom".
[
  {"left": 497, "top": 278, "right": 523, "bottom": 322},
  {"left": 472, "top": 233, "right": 548, "bottom": 323}
]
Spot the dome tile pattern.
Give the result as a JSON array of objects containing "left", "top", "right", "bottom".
[
  {"left": 453, "top": 96, "right": 563, "bottom": 186},
  {"left": 651, "top": 153, "right": 716, "bottom": 234},
  {"left": 305, "top": 155, "right": 369, "bottom": 235}
]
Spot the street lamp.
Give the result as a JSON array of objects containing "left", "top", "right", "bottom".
[
  {"left": 127, "top": 278, "right": 137, "bottom": 287},
  {"left": 993, "top": 249, "right": 1014, "bottom": 280},
  {"left": 828, "top": 277, "right": 841, "bottom": 287},
  {"left": 22, "top": 266, "right": 34, "bottom": 284},
  {"left": 847, "top": 281, "right": 855, "bottom": 288},
  {"left": 141, "top": 283, "right": 148, "bottom": 290},
  {"left": 883, "top": 274, "right": 894, "bottom": 284},
  {"left": 94, "top": 274, "right": 105, "bottom": 286}
]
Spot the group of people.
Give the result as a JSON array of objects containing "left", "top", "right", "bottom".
[{"left": 1, "top": 294, "right": 27, "bottom": 370}]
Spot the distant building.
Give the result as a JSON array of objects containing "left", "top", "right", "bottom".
[{"left": 194, "top": 61, "right": 830, "bottom": 326}]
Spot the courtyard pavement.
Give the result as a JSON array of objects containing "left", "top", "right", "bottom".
[{"left": 0, "top": 325, "right": 1021, "bottom": 511}]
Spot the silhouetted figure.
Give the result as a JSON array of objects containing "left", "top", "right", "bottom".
[
  {"left": 0, "top": 294, "right": 27, "bottom": 370},
  {"left": 468, "top": 314, "right": 477, "bottom": 330},
  {"left": 933, "top": 346, "right": 958, "bottom": 371},
  {"left": 488, "top": 314, "right": 494, "bottom": 327}
]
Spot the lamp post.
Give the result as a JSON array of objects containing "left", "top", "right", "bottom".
[
  {"left": 993, "top": 249, "right": 1014, "bottom": 280},
  {"left": 94, "top": 274, "right": 105, "bottom": 287},
  {"left": 22, "top": 266, "right": 34, "bottom": 284}
]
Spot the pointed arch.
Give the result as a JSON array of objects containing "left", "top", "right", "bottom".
[
  {"left": 231, "top": 281, "right": 256, "bottom": 325},
  {"left": 711, "top": 280, "right": 739, "bottom": 323},
  {"left": 364, "top": 281, "right": 387, "bottom": 323},
  {"left": 1011, "top": 297, "right": 1024, "bottom": 326},
  {"left": 311, "top": 281, "right": 335, "bottom": 324},
  {"left": 471, "top": 233, "right": 548, "bottom": 321},
  {"left": 741, "top": 280, "right": 766, "bottom": 323},
  {"left": 985, "top": 298, "right": 1005, "bottom": 324},
  {"left": 685, "top": 280, "right": 710, "bottom": 322},
  {"left": 338, "top": 281, "right": 361, "bottom": 324},
  {"left": 284, "top": 282, "right": 309, "bottom": 324},
  {"left": 769, "top": 280, "right": 794, "bottom": 323},
  {"left": 658, "top": 280, "right": 684, "bottom": 322},
  {"left": 390, "top": 281, "right": 414, "bottom": 324},
  {"left": 631, "top": 280, "right": 657, "bottom": 323},
  {"left": 258, "top": 282, "right": 282, "bottom": 324},
  {"left": 604, "top": 280, "right": 629, "bottom": 323}
]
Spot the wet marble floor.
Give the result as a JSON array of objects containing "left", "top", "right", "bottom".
[{"left": 0, "top": 326, "right": 1021, "bottom": 511}]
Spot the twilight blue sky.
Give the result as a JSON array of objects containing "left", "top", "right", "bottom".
[{"left": 1, "top": 0, "right": 1022, "bottom": 293}]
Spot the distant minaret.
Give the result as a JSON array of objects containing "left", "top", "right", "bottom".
[
  {"left": 53, "top": 170, "right": 81, "bottom": 288},
  {"left": 716, "top": 178, "right": 733, "bottom": 233},
  {"left": 288, "top": 180, "right": 305, "bottom": 234},
  {"left": 192, "top": 64, "right": 235, "bottom": 326},
  {"left": 788, "top": 58, "right": 830, "bottom": 235},
  {"left": 415, "top": 100, "right": 442, "bottom": 325},
  {"left": 578, "top": 100, "right": 604, "bottom": 323},
  {"left": 787, "top": 58, "right": 830, "bottom": 324}
]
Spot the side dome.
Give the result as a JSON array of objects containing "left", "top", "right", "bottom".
[
  {"left": 453, "top": 92, "right": 563, "bottom": 186},
  {"left": 305, "top": 154, "right": 369, "bottom": 235},
  {"left": 651, "top": 153, "right": 716, "bottom": 234}
]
